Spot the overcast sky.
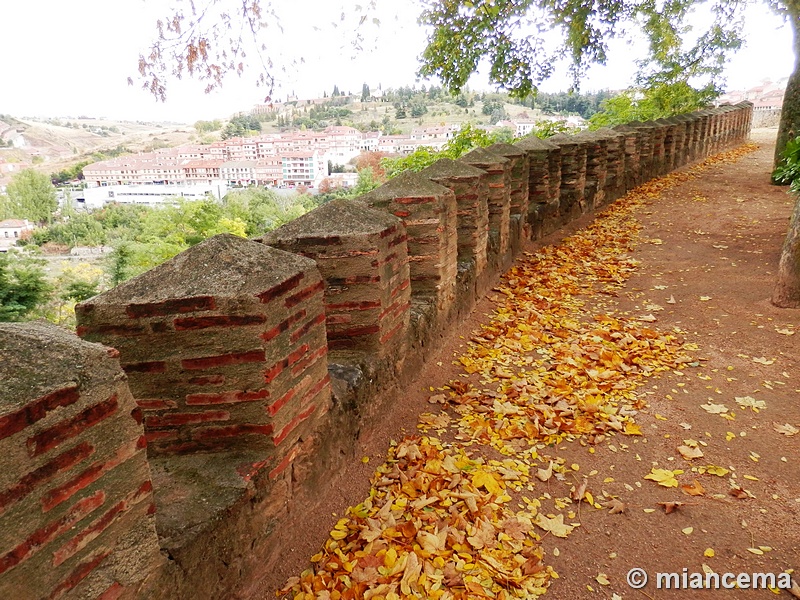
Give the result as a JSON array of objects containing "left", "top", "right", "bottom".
[{"left": 0, "top": 0, "right": 793, "bottom": 124}]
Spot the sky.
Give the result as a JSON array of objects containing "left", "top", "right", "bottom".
[{"left": 0, "top": 0, "right": 793, "bottom": 124}]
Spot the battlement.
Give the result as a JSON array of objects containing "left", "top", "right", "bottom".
[{"left": 0, "top": 103, "right": 753, "bottom": 599}]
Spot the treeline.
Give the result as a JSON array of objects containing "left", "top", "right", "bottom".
[{"left": 1, "top": 189, "right": 318, "bottom": 327}]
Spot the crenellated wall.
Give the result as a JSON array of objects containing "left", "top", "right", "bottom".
[{"left": 0, "top": 102, "right": 753, "bottom": 599}]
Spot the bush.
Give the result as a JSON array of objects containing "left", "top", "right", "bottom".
[{"left": 773, "top": 136, "right": 800, "bottom": 193}]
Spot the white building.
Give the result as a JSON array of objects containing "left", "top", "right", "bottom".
[
  {"left": 79, "top": 183, "right": 228, "bottom": 209},
  {"left": 0, "top": 219, "right": 35, "bottom": 251},
  {"left": 281, "top": 151, "right": 326, "bottom": 187}
]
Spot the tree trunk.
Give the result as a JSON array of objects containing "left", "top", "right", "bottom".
[
  {"left": 773, "top": 198, "right": 800, "bottom": 307},
  {"left": 772, "top": 1, "right": 800, "bottom": 307},
  {"left": 774, "top": 1, "right": 800, "bottom": 173}
]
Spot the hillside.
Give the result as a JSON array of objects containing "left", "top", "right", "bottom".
[{"left": 0, "top": 116, "right": 197, "bottom": 186}]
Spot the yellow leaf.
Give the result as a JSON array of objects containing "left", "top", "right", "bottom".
[
  {"left": 535, "top": 513, "right": 574, "bottom": 538},
  {"left": 596, "top": 573, "right": 610, "bottom": 585},
  {"left": 644, "top": 468, "right": 680, "bottom": 488},
  {"left": 682, "top": 527, "right": 694, "bottom": 535},
  {"left": 624, "top": 422, "right": 643, "bottom": 436},
  {"left": 472, "top": 469, "right": 502, "bottom": 495},
  {"left": 705, "top": 465, "right": 730, "bottom": 477},
  {"left": 704, "top": 548, "right": 715, "bottom": 558}
]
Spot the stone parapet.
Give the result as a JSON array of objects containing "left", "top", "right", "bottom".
[
  {"left": 0, "top": 322, "right": 161, "bottom": 600},
  {"left": 76, "top": 234, "right": 332, "bottom": 462},
  {"left": 419, "top": 158, "right": 489, "bottom": 274},
  {"left": 259, "top": 199, "right": 410, "bottom": 362},
  {"left": 358, "top": 171, "right": 458, "bottom": 314},
  {"left": 2, "top": 102, "right": 756, "bottom": 600},
  {"left": 460, "top": 147, "right": 512, "bottom": 257},
  {"left": 574, "top": 130, "right": 608, "bottom": 211},
  {"left": 548, "top": 133, "right": 587, "bottom": 221}
]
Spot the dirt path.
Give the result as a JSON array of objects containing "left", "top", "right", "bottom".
[{"left": 262, "top": 130, "right": 800, "bottom": 599}]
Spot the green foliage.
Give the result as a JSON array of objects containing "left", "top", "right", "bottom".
[
  {"left": 292, "top": 104, "right": 353, "bottom": 130},
  {"left": 525, "top": 120, "right": 578, "bottom": 139},
  {"left": 32, "top": 213, "right": 108, "bottom": 248},
  {"left": 381, "top": 123, "right": 515, "bottom": 178},
  {"left": 52, "top": 160, "right": 90, "bottom": 184},
  {"left": 351, "top": 168, "right": 382, "bottom": 196},
  {"left": 0, "top": 250, "right": 50, "bottom": 321},
  {"left": 3, "top": 169, "right": 58, "bottom": 224},
  {"left": 772, "top": 135, "right": 800, "bottom": 194},
  {"left": 194, "top": 119, "right": 222, "bottom": 133},
  {"left": 418, "top": 0, "right": 745, "bottom": 99},
  {"left": 589, "top": 82, "right": 717, "bottom": 128},
  {"left": 221, "top": 115, "right": 262, "bottom": 139},
  {"left": 222, "top": 188, "right": 308, "bottom": 236}
]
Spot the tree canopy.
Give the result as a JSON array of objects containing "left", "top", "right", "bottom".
[{"left": 1, "top": 169, "right": 58, "bottom": 224}]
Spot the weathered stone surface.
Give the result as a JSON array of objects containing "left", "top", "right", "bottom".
[
  {"left": 460, "top": 147, "right": 512, "bottom": 258},
  {"left": 515, "top": 135, "right": 561, "bottom": 235},
  {"left": 487, "top": 142, "right": 530, "bottom": 221},
  {"left": 0, "top": 322, "right": 161, "bottom": 600},
  {"left": 574, "top": 130, "right": 608, "bottom": 210},
  {"left": 420, "top": 159, "right": 489, "bottom": 274},
  {"left": 260, "top": 199, "right": 410, "bottom": 361},
  {"left": 548, "top": 133, "right": 587, "bottom": 221},
  {"left": 358, "top": 171, "right": 458, "bottom": 314},
  {"left": 593, "top": 127, "right": 626, "bottom": 202},
  {"left": 77, "top": 234, "right": 332, "bottom": 461}
]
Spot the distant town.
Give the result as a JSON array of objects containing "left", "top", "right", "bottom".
[{"left": 0, "top": 79, "right": 786, "bottom": 213}]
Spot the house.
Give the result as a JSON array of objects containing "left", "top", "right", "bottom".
[{"left": 0, "top": 219, "right": 34, "bottom": 251}]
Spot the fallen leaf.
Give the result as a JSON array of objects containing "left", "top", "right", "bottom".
[
  {"left": 658, "top": 501, "right": 685, "bottom": 514},
  {"left": 535, "top": 513, "right": 574, "bottom": 538},
  {"left": 682, "top": 526, "right": 694, "bottom": 535},
  {"left": 677, "top": 445, "right": 704, "bottom": 460},
  {"left": 729, "top": 486, "right": 749, "bottom": 499},
  {"left": 790, "top": 579, "right": 800, "bottom": 598},
  {"left": 701, "top": 402, "right": 729, "bottom": 414},
  {"left": 776, "top": 328, "right": 795, "bottom": 336},
  {"left": 681, "top": 480, "right": 706, "bottom": 496},
  {"left": 704, "top": 548, "right": 715, "bottom": 558},
  {"left": 752, "top": 357, "right": 775, "bottom": 365},
  {"left": 773, "top": 422, "right": 799, "bottom": 436},
  {"left": 596, "top": 573, "right": 610, "bottom": 585},
  {"left": 699, "top": 296, "right": 712, "bottom": 301},
  {"left": 644, "top": 468, "right": 682, "bottom": 488},
  {"left": 472, "top": 470, "right": 502, "bottom": 495},
  {"left": 570, "top": 478, "right": 589, "bottom": 503},
  {"left": 735, "top": 396, "right": 766, "bottom": 411},
  {"left": 536, "top": 461, "right": 554, "bottom": 482},
  {"left": 746, "top": 547, "right": 764, "bottom": 555},
  {"left": 602, "top": 498, "right": 626, "bottom": 514},
  {"left": 667, "top": 295, "right": 676, "bottom": 304},
  {"left": 637, "top": 314, "right": 657, "bottom": 322},
  {"left": 704, "top": 465, "right": 730, "bottom": 477}
]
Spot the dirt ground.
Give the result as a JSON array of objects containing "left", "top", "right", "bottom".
[{"left": 259, "top": 129, "right": 800, "bottom": 599}]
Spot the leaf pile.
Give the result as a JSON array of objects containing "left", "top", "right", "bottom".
[
  {"left": 279, "top": 144, "right": 760, "bottom": 598},
  {"left": 281, "top": 437, "right": 552, "bottom": 600}
]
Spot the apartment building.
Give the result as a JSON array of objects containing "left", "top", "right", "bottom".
[{"left": 281, "top": 151, "right": 326, "bottom": 187}]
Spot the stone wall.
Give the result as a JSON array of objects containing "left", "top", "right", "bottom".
[
  {"left": 752, "top": 108, "right": 781, "bottom": 129},
  {"left": 0, "top": 323, "right": 161, "bottom": 600},
  {"left": 0, "top": 102, "right": 753, "bottom": 599}
]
